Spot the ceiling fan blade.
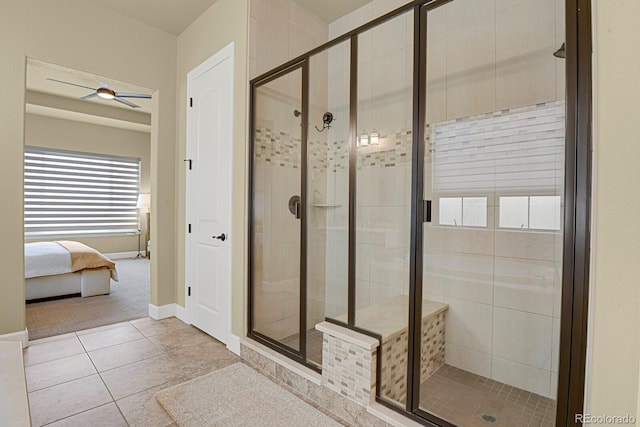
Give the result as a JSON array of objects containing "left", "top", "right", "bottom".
[
  {"left": 114, "top": 92, "right": 152, "bottom": 99},
  {"left": 47, "top": 78, "right": 97, "bottom": 91},
  {"left": 114, "top": 97, "right": 141, "bottom": 108},
  {"left": 80, "top": 93, "right": 98, "bottom": 100}
]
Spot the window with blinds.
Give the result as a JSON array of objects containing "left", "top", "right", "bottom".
[
  {"left": 24, "top": 146, "right": 141, "bottom": 238},
  {"left": 429, "top": 101, "right": 565, "bottom": 194}
]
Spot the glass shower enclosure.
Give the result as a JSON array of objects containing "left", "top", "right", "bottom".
[{"left": 248, "top": 0, "right": 584, "bottom": 425}]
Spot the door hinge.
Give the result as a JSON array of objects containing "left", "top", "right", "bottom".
[
  {"left": 189, "top": 97, "right": 193, "bottom": 107},
  {"left": 188, "top": 224, "right": 191, "bottom": 233},
  {"left": 188, "top": 286, "right": 191, "bottom": 297},
  {"left": 184, "top": 159, "right": 192, "bottom": 170},
  {"left": 423, "top": 200, "right": 432, "bottom": 223}
]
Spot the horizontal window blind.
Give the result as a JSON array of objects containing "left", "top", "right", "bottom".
[
  {"left": 25, "top": 146, "right": 141, "bottom": 238},
  {"left": 429, "top": 101, "right": 565, "bottom": 193}
]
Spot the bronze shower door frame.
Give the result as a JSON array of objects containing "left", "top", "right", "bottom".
[{"left": 247, "top": 1, "right": 593, "bottom": 425}]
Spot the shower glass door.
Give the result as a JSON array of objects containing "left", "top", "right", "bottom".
[
  {"left": 251, "top": 65, "right": 304, "bottom": 355},
  {"left": 305, "top": 40, "right": 351, "bottom": 368},
  {"left": 417, "top": 0, "right": 565, "bottom": 425}
]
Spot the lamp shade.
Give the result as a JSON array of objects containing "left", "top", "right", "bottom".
[{"left": 136, "top": 193, "right": 151, "bottom": 209}]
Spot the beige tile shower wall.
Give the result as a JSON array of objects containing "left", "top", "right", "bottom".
[
  {"left": 330, "top": 0, "right": 566, "bottom": 121},
  {"left": 249, "top": 0, "right": 329, "bottom": 80}
]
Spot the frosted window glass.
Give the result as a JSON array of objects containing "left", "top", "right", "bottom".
[
  {"left": 439, "top": 197, "right": 462, "bottom": 226},
  {"left": 462, "top": 197, "right": 487, "bottom": 227},
  {"left": 530, "top": 196, "right": 562, "bottom": 230},
  {"left": 499, "top": 196, "right": 529, "bottom": 228}
]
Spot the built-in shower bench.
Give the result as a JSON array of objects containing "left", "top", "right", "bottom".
[{"left": 320, "top": 295, "right": 448, "bottom": 406}]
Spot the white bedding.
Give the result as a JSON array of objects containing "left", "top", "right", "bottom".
[{"left": 24, "top": 242, "right": 72, "bottom": 279}]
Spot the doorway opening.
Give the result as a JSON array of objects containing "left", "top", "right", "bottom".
[{"left": 23, "top": 58, "right": 153, "bottom": 340}]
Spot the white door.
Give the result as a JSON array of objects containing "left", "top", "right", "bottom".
[{"left": 186, "top": 43, "right": 234, "bottom": 344}]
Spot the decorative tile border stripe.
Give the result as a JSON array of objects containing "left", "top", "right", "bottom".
[
  {"left": 256, "top": 102, "right": 563, "bottom": 176},
  {"left": 254, "top": 127, "right": 413, "bottom": 172}
]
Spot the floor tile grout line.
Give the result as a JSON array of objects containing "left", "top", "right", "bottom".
[
  {"left": 23, "top": 349, "right": 87, "bottom": 369},
  {"left": 94, "top": 349, "right": 168, "bottom": 376},
  {"left": 27, "top": 370, "right": 100, "bottom": 395},
  {"left": 89, "top": 344, "right": 131, "bottom": 427},
  {"left": 113, "top": 380, "right": 176, "bottom": 408},
  {"left": 80, "top": 334, "right": 150, "bottom": 353},
  {"left": 40, "top": 402, "right": 120, "bottom": 427},
  {"left": 74, "top": 321, "right": 137, "bottom": 336},
  {"left": 87, "top": 336, "right": 163, "bottom": 360}
]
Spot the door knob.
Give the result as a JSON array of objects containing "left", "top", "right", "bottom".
[{"left": 213, "top": 233, "right": 226, "bottom": 241}]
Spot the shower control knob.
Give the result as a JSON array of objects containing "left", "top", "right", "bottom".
[{"left": 213, "top": 233, "right": 226, "bottom": 241}]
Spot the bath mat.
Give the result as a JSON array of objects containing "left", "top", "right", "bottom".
[{"left": 155, "top": 362, "right": 342, "bottom": 427}]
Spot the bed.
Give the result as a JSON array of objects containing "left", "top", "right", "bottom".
[{"left": 25, "top": 241, "right": 119, "bottom": 300}]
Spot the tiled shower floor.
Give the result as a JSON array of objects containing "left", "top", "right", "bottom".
[
  {"left": 419, "top": 364, "right": 556, "bottom": 427},
  {"left": 264, "top": 331, "right": 557, "bottom": 427}
]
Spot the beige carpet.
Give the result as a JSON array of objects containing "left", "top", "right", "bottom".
[
  {"left": 155, "top": 363, "right": 342, "bottom": 427},
  {"left": 26, "top": 258, "right": 149, "bottom": 340}
]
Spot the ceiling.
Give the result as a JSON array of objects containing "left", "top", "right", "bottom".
[
  {"left": 26, "top": 58, "right": 153, "bottom": 114},
  {"left": 83, "top": 0, "right": 373, "bottom": 35},
  {"left": 82, "top": 0, "right": 220, "bottom": 35},
  {"left": 25, "top": 1, "right": 375, "bottom": 124}
]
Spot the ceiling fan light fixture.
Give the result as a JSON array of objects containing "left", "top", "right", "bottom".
[{"left": 96, "top": 87, "right": 116, "bottom": 100}]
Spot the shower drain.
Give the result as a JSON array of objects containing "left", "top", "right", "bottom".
[{"left": 479, "top": 413, "right": 499, "bottom": 424}]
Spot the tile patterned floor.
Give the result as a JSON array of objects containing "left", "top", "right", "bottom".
[
  {"left": 23, "top": 317, "right": 239, "bottom": 426},
  {"left": 24, "top": 317, "right": 557, "bottom": 427},
  {"left": 419, "top": 364, "right": 557, "bottom": 427}
]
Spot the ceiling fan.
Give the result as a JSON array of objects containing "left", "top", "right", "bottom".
[{"left": 47, "top": 78, "right": 151, "bottom": 108}]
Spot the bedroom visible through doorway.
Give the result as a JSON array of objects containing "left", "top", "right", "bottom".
[{"left": 23, "top": 59, "right": 153, "bottom": 340}]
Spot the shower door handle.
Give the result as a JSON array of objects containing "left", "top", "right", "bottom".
[{"left": 288, "top": 195, "right": 301, "bottom": 219}]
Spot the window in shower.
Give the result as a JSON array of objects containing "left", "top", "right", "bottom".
[
  {"left": 499, "top": 195, "right": 562, "bottom": 230},
  {"left": 438, "top": 197, "right": 488, "bottom": 227}
]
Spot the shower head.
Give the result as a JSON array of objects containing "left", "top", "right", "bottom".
[
  {"left": 553, "top": 42, "right": 566, "bottom": 59},
  {"left": 293, "top": 109, "right": 302, "bottom": 117}
]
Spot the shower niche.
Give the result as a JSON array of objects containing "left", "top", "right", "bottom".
[{"left": 249, "top": 0, "right": 572, "bottom": 425}]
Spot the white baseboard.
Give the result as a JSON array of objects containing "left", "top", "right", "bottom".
[
  {"left": 176, "top": 304, "right": 190, "bottom": 324},
  {"left": 104, "top": 251, "right": 147, "bottom": 260},
  {"left": 0, "top": 328, "right": 29, "bottom": 348},
  {"left": 227, "top": 334, "right": 241, "bottom": 356},
  {"left": 148, "top": 303, "right": 177, "bottom": 320}
]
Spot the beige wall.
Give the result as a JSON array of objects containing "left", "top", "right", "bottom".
[
  {"left": 176, "top": 0, "right": 249, "bottom": 336},
  {"left": 24, "top": 113, "right": 151, "bottom": 254},
  {"left": 0, "top": 0, "right": 177, "bottom": 336},
  {"left": 587, "top": 0, "right": 640, "bottom": 419}
]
